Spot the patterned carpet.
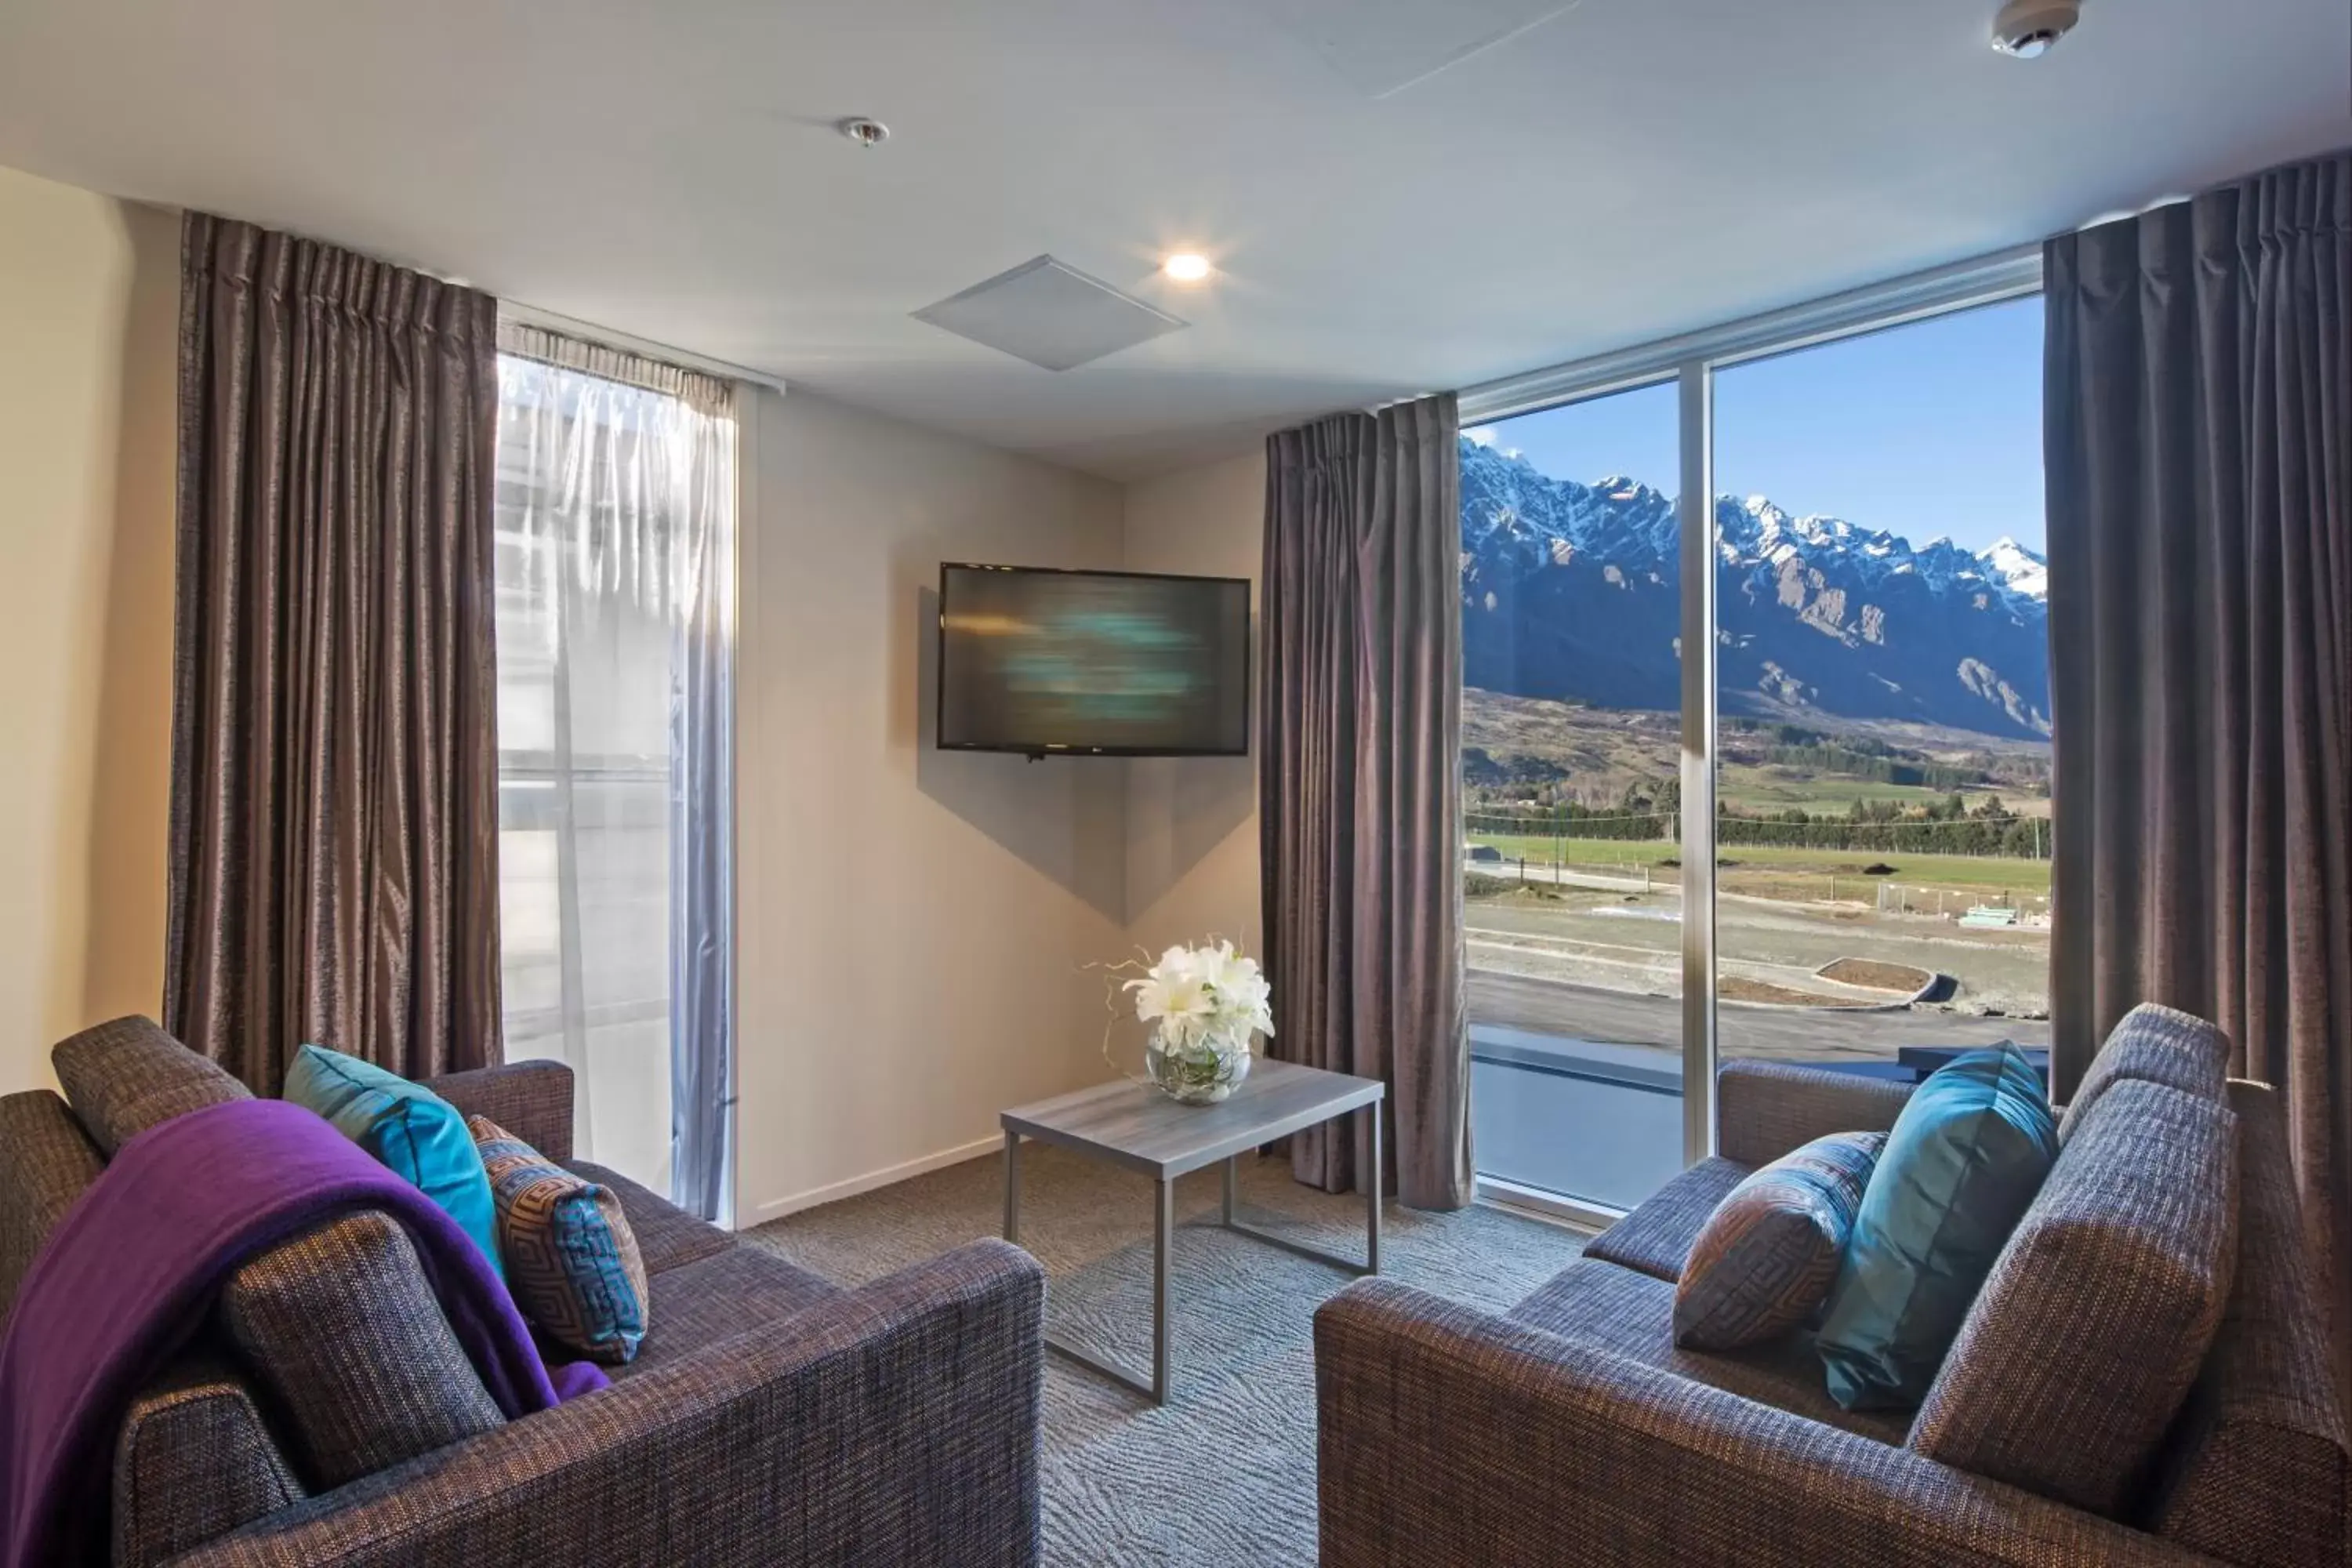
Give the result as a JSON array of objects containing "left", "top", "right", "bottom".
[{"left": 742, "top": 1143, "right": 1588, "bottom": 1567}]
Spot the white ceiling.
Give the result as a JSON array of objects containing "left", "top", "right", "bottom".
[{"left": 2, "top": 0, "right": 2345, "bottom": 479}]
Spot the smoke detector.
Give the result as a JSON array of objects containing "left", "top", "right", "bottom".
[{"left": 1991, "top": 0, "right": 2081, "bottom": 57}]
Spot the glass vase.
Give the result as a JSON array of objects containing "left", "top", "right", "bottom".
[{"left": 1145, "top": 1026, "right": 1253, "bottom": 1105}]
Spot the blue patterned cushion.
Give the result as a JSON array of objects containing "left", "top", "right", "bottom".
[
  {"left": 1672, "top": 1131, "right": 1886, "bottom": 1351},
  {"left": 468, "top": 1116, "right": 649, "bottom": 1364}
]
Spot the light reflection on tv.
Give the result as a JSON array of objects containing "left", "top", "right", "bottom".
[{"left": 938, "top": 567, "right": 1250, "bottom": 755}]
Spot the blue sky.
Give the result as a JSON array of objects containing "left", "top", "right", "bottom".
[{"left": 1470, "top": 296, "right": 2045, "bottom": 555}]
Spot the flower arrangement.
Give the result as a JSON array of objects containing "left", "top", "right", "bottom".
[{"left": 1122, "top": 939, "right": 1275, "bottom": 1105}]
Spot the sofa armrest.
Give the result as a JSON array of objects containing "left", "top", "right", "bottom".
[
  {"left": 114, "top": 1353, "right": 305, "bottom": 1568},
  {"left": 1314, "top": 1279, "right": 2219, "bottom": 1568},
  {"left": 174, "top": 1239, "right": 1046, "bottom": 1568},
  {"left": 0, "top": 1089, "right": 103, "bottom": 1321},
  {"left": 1717, "top": 1058, "right": 1915, "bottom": 1166},
  {"left": 422, "top": 1059, "right": 575, "bottom": 1161}
]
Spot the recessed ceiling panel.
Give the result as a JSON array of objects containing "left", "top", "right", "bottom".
[
  {"left": 1258, "top": 0, "right": 1584, "bottom": 96},
  {"left": 913, "top": 256, "right": 1189, "bottom": 372}
]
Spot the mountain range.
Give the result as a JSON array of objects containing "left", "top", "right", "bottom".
[{"left": 1458, "top": 435, "right": 2052, "bottom": 739}]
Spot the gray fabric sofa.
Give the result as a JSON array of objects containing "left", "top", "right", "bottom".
[
  {"left": 1316, "top": 1005, "right": 2350, "bottom": 1568},
  {"left": 0, "top": 1017, "right": 1045, "bottom": 1567}
]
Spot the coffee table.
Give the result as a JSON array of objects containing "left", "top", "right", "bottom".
[{"left": 1000, "top": 1058, "right": 1385, "bottom": 1405}]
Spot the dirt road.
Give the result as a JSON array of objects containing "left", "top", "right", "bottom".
[
  {"left": 1470, "top": 970, "right": 2052, "bottom": 1065},
  {"left": 1467, "top": 884, "right": 2053, "bottom": 1017}
]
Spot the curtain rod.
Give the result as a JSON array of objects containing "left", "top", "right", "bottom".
[{"left": 496, "top": 299, "right": 789, "bottom": 397}]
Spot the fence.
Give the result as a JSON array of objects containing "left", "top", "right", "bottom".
[
  {"left": 1463, "top": 806, "right": 2052, "bottom": 862},
  {"left": 1874, "top": 883, "right": 2053, "bottom": 924}
]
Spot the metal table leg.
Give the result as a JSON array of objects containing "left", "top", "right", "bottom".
[
  {"left": 1004, "top": 1102, "right": 1382, "bottom": 1410},
  {"left": 1152, "top": 1174, "right": 1172, "bottom": 1403},
  {"left": 1003, "top": 1130, "right": 1021, "bottom": 1243},
  {"left": 1007, "top": 1149, "right": 1176, "bottom": 1406},
  {"left": 1218, "top": 1113, "right": 1381, "bottom": 1278}
]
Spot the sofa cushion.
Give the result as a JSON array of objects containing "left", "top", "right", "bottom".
[
  {"left": 1510, "top": 1258, "right": 1908, "bottom": 1444},
  {"left": 51, "top": 1015, "right": 249, "bottom": 1155},
  {"left": 1675, "top": 1132, "right": 1885, "bottom": 1351},
  {"left": 1717, "top": 1058, "right": 1916, "bottom": 1167},
  {"left": 112, "top": 1352, "right": 305, "bottom": 1568},
  {"left": 284, "top": 1044, "right": 503, "bottom": 1276},
  {"left": 1908, "top": 1078, "right": 2238, "bottom": 1519},
  {"left": 1583, "top": 1156, "right": 1751, "bottom": 1281},
  {"left": 1817, "top": 1044, "right": 2058, "bottom": 1411},
  {"left": 216, "top": 1210, "right": 504, "bottom": 1490},
  {"left": 2145, "top": 1080, "right": 2348, "bottom": 1566},
  {"left": 568, "top": 1159, "right": 734, "bottom": 1275},
  {"left": 2058, "top": 1002, "right": 2230, "bottom": 1144},
  {"left": 471, "top": 1118, "right": 650, "bottom": 1364},
  {"left": 0, "top": 1089, "right": 104, "bottom": 1323},
  {"left": 616, "top": 1243, "right": 844, "bottom": 1379}
]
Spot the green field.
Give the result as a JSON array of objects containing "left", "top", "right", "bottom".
[
  {"left": 1466, "top": 831, "right": 2053, "bottom": 895},
  {"left": 1714, "top": 768, "right": 2045, "bottom": 817}
]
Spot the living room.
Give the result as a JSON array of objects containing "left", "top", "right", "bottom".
[{"left": 0, "top": 2, "right": 2346, "bottom": 1565}]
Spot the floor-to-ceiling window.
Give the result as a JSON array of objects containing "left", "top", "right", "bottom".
[
  {"left": 492, "top": 337, "right": 737, "bottom": 1214},
  {"left": 1712, "top": 299, "right": 2049, "bottom": 1083},
  {"left": 1461, "top": 257, "right": 2047, "bottom": 1218},
  {"left": 1461, "top": 383, "right": 1688, "bottom": 1210}
]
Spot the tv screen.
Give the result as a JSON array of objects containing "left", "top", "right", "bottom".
[{"left": 937, "top": 564, "right": 1250, "bottom": 756}]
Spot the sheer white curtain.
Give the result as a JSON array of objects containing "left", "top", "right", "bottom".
[{"left": 492, "top": 324, "right": 735, "bottom": 1218}]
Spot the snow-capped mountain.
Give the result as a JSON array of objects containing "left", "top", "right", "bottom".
[
  {"left": 1980, "top": 535, "right": 2050, "bottom": 600},
  {"left": 1459, "top": 436, "right": 2051, "bottom": 738}
]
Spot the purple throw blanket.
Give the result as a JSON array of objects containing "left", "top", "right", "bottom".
[{"left": 0, "top": 1098, "right": 609, "bottom": 1568}]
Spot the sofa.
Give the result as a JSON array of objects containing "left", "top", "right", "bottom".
[
  {"left": 0, "top": 1017, "right": 1046, "bottom": 1567},
  {"left": 1316, "top": 1006, "right": 2350, "bottom": 1567}
]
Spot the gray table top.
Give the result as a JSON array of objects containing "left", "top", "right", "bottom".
[{"left": 1000, "top": 1058, "right": 1384, "bottom": 1179}]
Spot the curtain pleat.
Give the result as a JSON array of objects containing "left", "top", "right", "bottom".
[
  {"left": 168, "top": 212, "right": 503, "bottom": 1090},
  {"left": 2046, "top": 150, "right": 2352, "bottom": 1369},
  {"left": 1260, "top": 393, "right": 1471, "bottom": 1210}
]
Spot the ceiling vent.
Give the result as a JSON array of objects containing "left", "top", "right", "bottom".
[{"left": 911, "top": 256, "right": 1188, "bottom": 372}]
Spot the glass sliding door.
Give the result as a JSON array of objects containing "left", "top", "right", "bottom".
[
  {"left": 1460, "top": 382, "right": 1690, "bottom": 1212},
  {"left": 1709, "top": 299, "right": 2052, "bottom": 1086}
]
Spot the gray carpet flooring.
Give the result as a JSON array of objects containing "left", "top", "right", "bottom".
[{"left": 742, "top": 1145, "right": 1588, "bottom": 1567}]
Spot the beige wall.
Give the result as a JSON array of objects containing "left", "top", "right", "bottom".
[
  {"left": 1121, "top": 451, "right": 1267, "bottom": 961},
  {"left": 0, "top": 150, "right": 1269, "bottom": 1215},
  {"left": 735, "top": 386, "right": 1131, "bottom": 1219},
  {"left": 0, "top": 166, "right": 178, "bottom": 1094}
]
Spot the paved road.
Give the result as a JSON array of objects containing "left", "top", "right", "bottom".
[{"left": 1469, "top": 969, "right": 2051, "bottom": 1065}]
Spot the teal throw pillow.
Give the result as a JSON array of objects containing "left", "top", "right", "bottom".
[
  {"left": 282, "top": 1044, "right": 504, "bottom": 1279},
  {"left": 1816, "top": 1044, "right": 2056, "bottom": 1410}
]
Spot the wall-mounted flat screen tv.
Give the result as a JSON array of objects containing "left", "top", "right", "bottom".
[{"left": 937, "top": 564, "right": 1250, "bottom": 757}]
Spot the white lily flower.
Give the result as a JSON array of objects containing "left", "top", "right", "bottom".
[{"left": 1123, "top": 937, "right": 1276, "bottom": 1103}]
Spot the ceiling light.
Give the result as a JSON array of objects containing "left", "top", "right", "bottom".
[
  {"left": 1162, "top": 253, "right": 1214, "bottom": 284},
  {"left": 1990, "top": 0, "right": 2080, "bottom": 57}
]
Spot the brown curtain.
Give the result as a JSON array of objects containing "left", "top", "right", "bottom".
[
  {"left": 166, "top": 213, "right": 503, "bottom": 1091},
  {"left": 1260, "top": 392, "right": 1471, "bottom": 1210},
  {"left": 2046, "top": 151, "right": 2352, "bottom": 1363}
]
